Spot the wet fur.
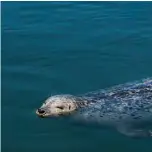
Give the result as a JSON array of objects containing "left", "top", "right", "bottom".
[{"left": 37, "top": 78, "right": 152, "bottom": 137}]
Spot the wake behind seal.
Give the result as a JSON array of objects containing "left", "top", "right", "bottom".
[{"left": 36, "top": 78, "right": 152, "bottom": 138}]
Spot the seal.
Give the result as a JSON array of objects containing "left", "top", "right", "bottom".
[{"left": 36, "top": 78, "right": 152, "bottom": 138}]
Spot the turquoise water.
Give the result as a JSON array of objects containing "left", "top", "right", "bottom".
[{"left": 2, "top": 2, "right": 152, "bottom": 152}]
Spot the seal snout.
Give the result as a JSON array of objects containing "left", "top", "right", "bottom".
[
  {"left": 38, "top": 108, "right": 45, "bottom": 114},
  {"left": 36, "top": 108, "right": 46, "bottom": 117}
]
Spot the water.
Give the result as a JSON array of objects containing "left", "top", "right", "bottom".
[{"left": 1, "top": 2, "right": 152, "bottom": 152}]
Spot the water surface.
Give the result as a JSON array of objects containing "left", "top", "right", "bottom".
[{"left": 2, "top": 2, "right": 152, "bottom": 152}]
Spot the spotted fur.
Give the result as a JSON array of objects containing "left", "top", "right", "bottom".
[
  {"left": 78, "top": 78, "right": 152, "bottom": 125},
  {"left": 36, "top": 78, "right": 152, "bottom": 137}
]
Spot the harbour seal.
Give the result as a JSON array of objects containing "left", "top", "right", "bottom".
[{"left": 36, "top": 78, "right": 152, "bottom": 138}]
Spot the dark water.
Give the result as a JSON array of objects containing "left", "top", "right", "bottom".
[{"left": 2, "top": 2, "right": 152, "bottom": 152}]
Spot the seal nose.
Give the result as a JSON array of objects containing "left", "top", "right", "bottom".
[{"left": 38, "top": 108, "right": 45, "bottom": 114}]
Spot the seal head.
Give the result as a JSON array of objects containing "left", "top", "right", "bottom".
[{"left": 36, "top": 95, "right": 88, "bottom": 117}]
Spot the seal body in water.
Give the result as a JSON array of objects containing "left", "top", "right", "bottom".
[{"left": 36, "top": 78, "right": 152, "bottom": 138}]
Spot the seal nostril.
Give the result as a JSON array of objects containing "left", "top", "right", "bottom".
[{"left": 38, "top": 108, "right": 45, "bottom": 114}]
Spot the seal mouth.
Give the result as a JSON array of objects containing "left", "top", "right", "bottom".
[{"left": 36, "top": 109, "right": 63, "bottom": 118}]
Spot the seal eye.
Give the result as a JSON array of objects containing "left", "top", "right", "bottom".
[{"left": 56, "top": 106, "right": 64, "bottom": 110}]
